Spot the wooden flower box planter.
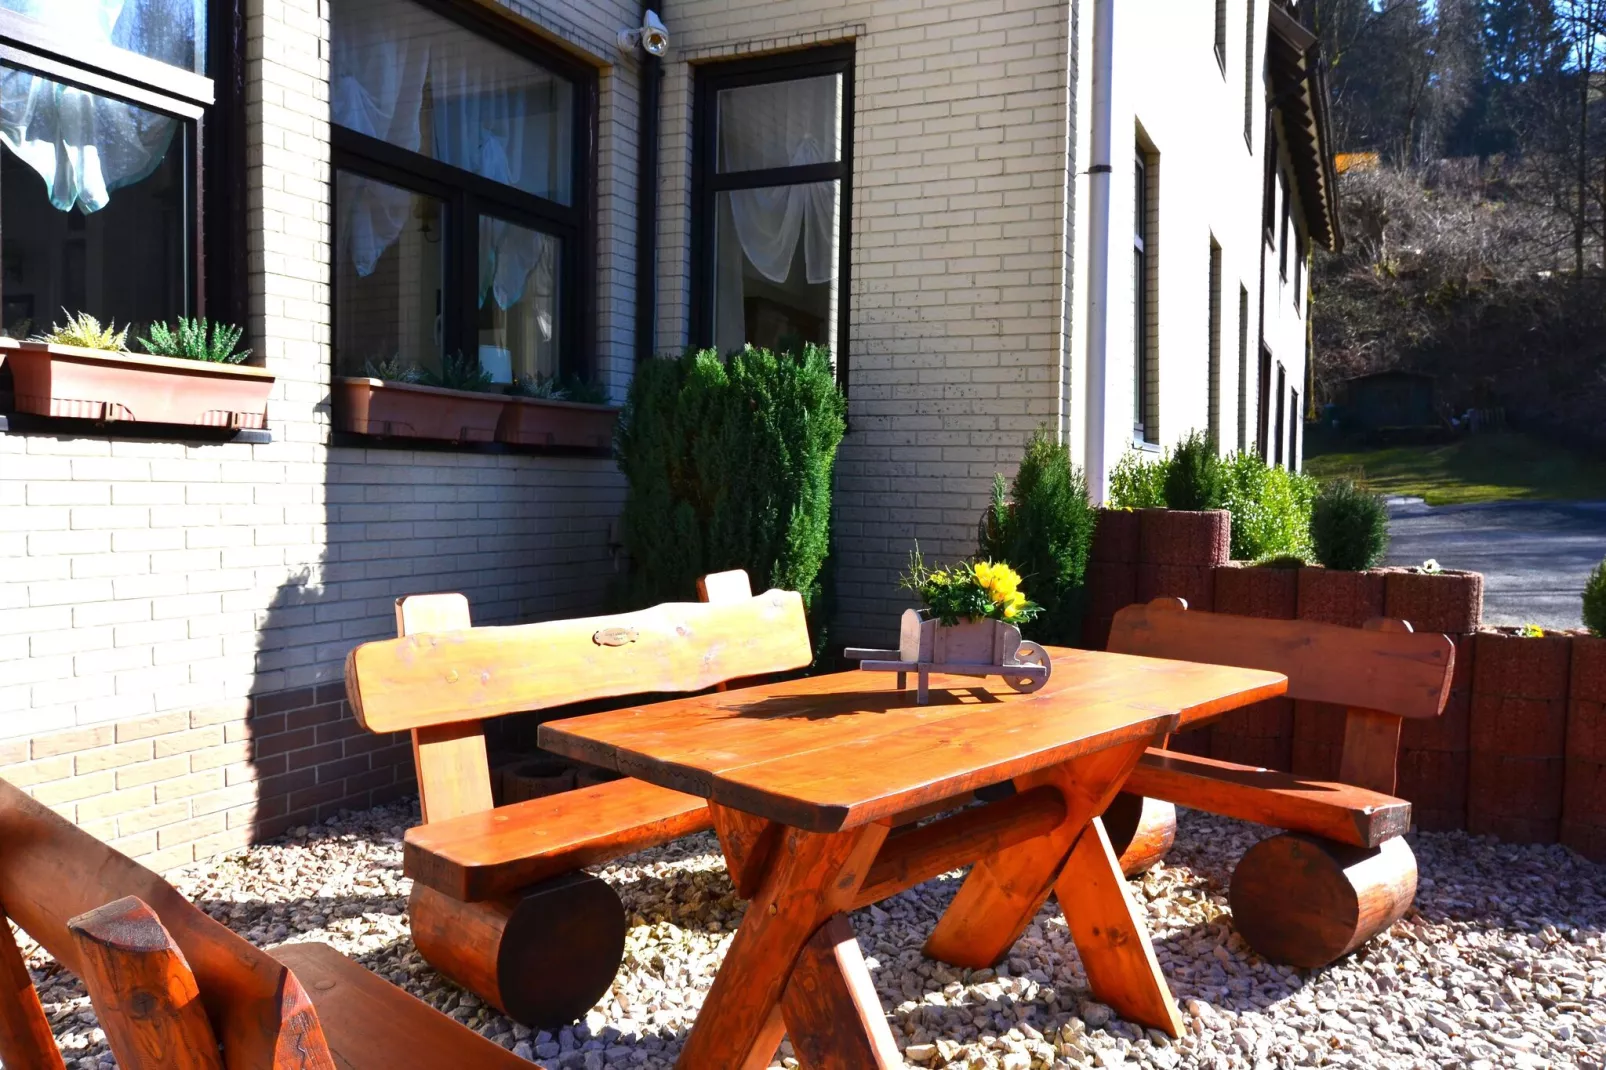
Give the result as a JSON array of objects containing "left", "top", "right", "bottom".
[
  {"left": 3, "top": 339, "right": 273, "bottom": 429},
  {"left": 333, "top": 377, "right": 506, "bottom": 444},
  {"left": 496, "top": 396, "right": 618, "bottom": 450},
  {"left": 846, "top": 610, "right": 1050, "bottom": 704}
]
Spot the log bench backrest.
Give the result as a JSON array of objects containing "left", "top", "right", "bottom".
[
  {"left": 364, "top": 572, "right": 807, "bottom": 824},
  {"left": 0, "top": 776, "right": 334, "bottom": 1070},
  {"left": 1108, "top": 598, "right": 1455, "bottom": 793}
]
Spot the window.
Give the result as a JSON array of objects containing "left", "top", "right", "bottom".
[
  {"left": 1133, "top": 147, "right": 1157, "bottom": 443},
  {"left": 331, "top": 0, "right": 591, "bottom": 386},
  {"left": 1273, "top": 362, "right": 1287, "bottom": 468},
  {"left": 1290, "top": 389, "right": 1300, "bottom": 469},
  {"left": 1257, "top": 344, "right": 1272, "bottom": 458},
  {"left": 1279, "top": 167, "right": 1292, "bottom": 281},
  {"left": 1215, "top": 0, "right": 1228, "bottom": 73},
  {"left": 1236, "top": 285, "right": 1250, "bottom": 453},
  {"left": 693, "top": 46, "right": 853, "bottom": 378},
  {"left": 1293, "top": 232, "right": 1305, "bottom": 310},
  {"left": 0, "top": 1, "right": 223, "bottom": 343},
  {"left": 1263, "top": 125, "right": 1278, "bottom": 242},
  {"left": 1207, "top": 240, "right": 1222, "bottom": 444},
  {"left": 1243, "top": 0, "right": 1256, "bottom": 147}
]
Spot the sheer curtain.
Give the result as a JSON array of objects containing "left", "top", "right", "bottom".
[
  {"left": 332, "top": 0, "right": 567, "bottom": 318},
  {"left": 0, "top": 0, "right": 203, "bottom": 213}
]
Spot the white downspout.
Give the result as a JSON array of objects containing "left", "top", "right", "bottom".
[{"left": 1082, "top": 0, "right": 1116, "bottom": 503}]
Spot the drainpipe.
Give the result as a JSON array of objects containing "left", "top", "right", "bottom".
[
  {"left": 634, "top": 3, "right": 663, "bottom": 363},
  {"left": 1082, "top": 0, "right": 1116, "bottom": 503}
]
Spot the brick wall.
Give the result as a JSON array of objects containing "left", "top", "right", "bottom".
[{"left": 0, "top": 0, "right": 638, "bottom": 870}]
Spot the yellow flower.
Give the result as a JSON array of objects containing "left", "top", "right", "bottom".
[
  {"left": 986, "top": 563, "right": 1022, "bottom": 603},
  {"left": 972, "top": 561, "right": 994, "bottom": 587}
]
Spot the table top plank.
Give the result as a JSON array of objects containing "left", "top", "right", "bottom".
[{"left": 540, "top": 648, "right": 1286, "bottom": 832}]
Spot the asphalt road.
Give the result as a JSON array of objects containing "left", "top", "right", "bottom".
[{"left": 1386, "top": 499, "right": 1606, "bottom": 631}]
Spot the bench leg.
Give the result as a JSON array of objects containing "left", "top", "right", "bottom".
[
  {"left": 0, "top": 906, "right": 65, "bottom": 1070},
  {"left": 409, "top": 873, "right": 626, "bottom": 1028},
  {"left": 1102, "top": 793, "right": 1177, "bottom": 876},
  {"left": 1229, "top": 833, "right": 1417, "bottom": 968}
]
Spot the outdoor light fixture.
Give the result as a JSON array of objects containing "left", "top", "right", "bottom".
[{"left": 619, "top": 10, "right": 669, "bottom": 57}]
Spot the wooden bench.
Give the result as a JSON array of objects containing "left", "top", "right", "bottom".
[
  {"left": 345, "top": 573, "right": 812, "bottom": 1028},
  {"left": 0, "top": 776, "right": 537, "bottom": 1070},
  {"left": 1103, "top": 597, "right": 1455, "bottom": 967}
]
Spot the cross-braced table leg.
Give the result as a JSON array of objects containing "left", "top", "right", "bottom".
[
  {"left": 923, "top": 736, "right": 1183, "bottom": 1037},
  {"left": 677, "top": 806, "right": 897, "bottom": 1070}
]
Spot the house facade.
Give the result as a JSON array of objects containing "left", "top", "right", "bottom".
[{"left": 0, "top": 0, "right": 1337, "bottom": 867}]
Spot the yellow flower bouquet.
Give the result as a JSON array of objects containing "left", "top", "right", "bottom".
[{"left": 899, "top": 549, "right": 1042, "bottom": 627}]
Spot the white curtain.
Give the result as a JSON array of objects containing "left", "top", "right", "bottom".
[
  {"left": 332, "top": 0, "right": 569, "bottom": 312},
  {"left": 479, "top": 216, "right": 555, "bottom": 338},
  {"left": 719, "top": 76, "right": 841, "bottom": 287},
  {"left": 0, "top": 0, "right": 203, "bottom": 213}
]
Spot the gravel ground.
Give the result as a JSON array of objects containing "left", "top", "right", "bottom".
[{"left": 18, "top": 803, "right": 1606, "bottom": 1070}]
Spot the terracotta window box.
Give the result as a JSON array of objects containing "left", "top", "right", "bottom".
[
  {"left": 496, "top": 395, "right": 619, "bottom": 451},
  {"left": 333, "top": 376, "right": 507, "bottom": 444},
  {"left": 1, "top": 339, "right": 273, "bottom": 429}
]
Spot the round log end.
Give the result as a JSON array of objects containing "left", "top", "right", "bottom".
[
  {"left": 411, "top": 871, "right": 627, "bottom": 1028},
  {"left": 1229, "top": 833, "right": 1417, "bottom": 969},
  {"left": 1102, "top": 793, "right": 1177, "bottom": 876}
]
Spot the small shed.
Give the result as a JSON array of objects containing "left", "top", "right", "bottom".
[{"left": 1342, "top": 370, "right": 1437, "bottom": 431}]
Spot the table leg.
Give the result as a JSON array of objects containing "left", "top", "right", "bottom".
[
  {"left": 712, "top": 806, "right": 782, "bottom": 900},
  {"left": 924, "top": 737, "right": 1151, "bottom": 968},
  {"left": 678, "top": 808, "right": 889, "bottom": 1070},
  {"left": 781, "top": 914, "right": 901, "bottom": 1069},
  {"left": 1055, "top": 816, "right": 1184, "bottom": 1037}
]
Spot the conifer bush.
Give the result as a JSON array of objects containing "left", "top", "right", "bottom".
[
  {"left": 1584, "top": 558, "right": 1606, "bottom": 637},
  {"left": 977, "top": 428, "right": 1097, "bottom": 645},
  {"left": 1309, "top": 479, "right": 1391, "bottom": 571},
  {"left": 614, "top": 345, "right": 846, "bottom": 618},
  {"left": 1163, "top": 430, "right": 1227, "bottom": 510}
]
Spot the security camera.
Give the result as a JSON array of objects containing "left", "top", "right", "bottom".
[{"left": 619, "top": 10, "right": 669, "bottom": 57}]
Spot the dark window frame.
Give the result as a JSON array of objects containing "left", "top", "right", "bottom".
[
  {"left": 1207, "top": 238, "right": 1222, "bottom": 444},
  {"left": 1243, "top": 0, "right": 1256, "bottom": 149},
  {"left": 0, "top": 1, "right": 244, "bottom": 335},
  {"left": 690, "top": 43, "right": 855, "bottom": 389},
  {"left": 329, "top": 0, "right": 598, "bottom": 384},
  {"left": 1236, "top": 284, "right": 1250, "bottom": 453},
  {"left": 1133, "top": 144, "right": 1157, "bottom": 444},
  {"left": 1278, "top": 166, "right": 1292, "bottom": 281},
  {"left": 1214, "top": 0, "right": 1228, "bottom": 74}
]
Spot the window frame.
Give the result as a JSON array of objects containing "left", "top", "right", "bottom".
[
  {"left": 1133, "top": 144, "right": 1157, "bottom": 445},
  {"left": 0, "top": 0, "right": 243, "bottom": 334},
  {"left": 1207, "top": 238, "right": 1222, "bottom": 445},
  {"left": 1243, "top": 0, "right": 1256, "bottom": 149},
  {"left": 1214, "top": 0, "right": 1228, "bottom": 74},
  {"left": 690, "top": 43, "right": 855, "bottom": 388},
  {"left": 329, "top": 0, "right": 598, "bottom": 384}
]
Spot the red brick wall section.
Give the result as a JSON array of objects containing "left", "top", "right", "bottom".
[
  {"left": 1209, "top": 564, "right": 1299, "bottom": 771},
  {"left": 1291, "top": 567, "right": 1389, "bottom": 780},
  {"left": 1562, "top": 635, "right": 1606, "bottom": 862},
  {"left": 1468, "top": 629, "right": 1573, "bottom": 844},
  {"left": 1397, "top": 634, "right": 1475, "bottom": 831},
  {"left": 0, "top": 687, "right": 415, "bottom": 872}
]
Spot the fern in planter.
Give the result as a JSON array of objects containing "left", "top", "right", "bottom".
[
  {"left": 36, "top": 310, "right": 128, "bottom": 351},
  {"left": 419, "top": 352, "right": 495, "bottom": 392},
  {"left": 615, "top": 345, "right": 845, "bottom": 624},
  {"left": 977, "top": 427, "right": 1096, "bottom": 645},
  {"left": 1310, "top": 479, "right": 1390, "bottom": 571},
  {"left": 510, "top": 372, "right": 610, "bottom": 405},
  {"left": 1584, "top": 558, "right": 1606, "bottom": 636},
  {"left": 1164, "top": 430, "right": 1226, "bottom": 510},
  {"left": 363, "top": 356, "right": 424, "bottom": 383},
  {"left": 138, "top": 317, "right": 251, "bottom": 364}
]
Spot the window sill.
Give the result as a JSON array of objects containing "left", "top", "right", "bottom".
[
  {"left": 329, "top": 430, "right": 609, "bottom": 459},
  {"left": 0, "top": 412, "right": 272, "bottom": 444},
  {"left": 1132, "top": 437, "right": 1162, "bottom": 454}
]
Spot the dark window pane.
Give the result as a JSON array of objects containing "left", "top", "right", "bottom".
[
  {"left": 478, "top": 215, "right": 560, "bottom": 383},
  {"left": 717, "top": 75, "right": 841, "bottom": 173},
  {"left": 334, "top": 170, "right": 446, "bottom": 377},
  {"left": 332, "top": 0, "right": 575, "bottom": 204},
  {"left": 0, "top": 0, "right": 207, "bottom": 74},
  {"left": 1, "top": 73, "right": 186, "bottom": 339},
  {"left": 713, "top": 181, "right": 838, "bottom": 355}
]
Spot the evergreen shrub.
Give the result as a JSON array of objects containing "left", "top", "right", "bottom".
[
  {"left": 1584, "top": 559, "right": 1606, "bottom": 636},
  {"left": 1164, "top": 430, "right": 1227, "bottom": 510},
  {"left": 1310, "top": 479, "right": 1390, "bottom": 571},
  {"left": 1222, "top": 452, "right": 1317, "bottom": 562}
]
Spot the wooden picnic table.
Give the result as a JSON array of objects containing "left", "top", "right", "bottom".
[{"left": 540, "top": 646, "right": 1286, "bottom": 1070}]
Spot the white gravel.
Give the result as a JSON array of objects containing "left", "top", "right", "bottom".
[{"left": 17, "top": 804, "right": 1606, "bottom": 1069}]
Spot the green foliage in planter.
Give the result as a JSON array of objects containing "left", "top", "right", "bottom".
[
  {"left": 363, "top": 356, "right": 424, "bottom": 384},
  {"left": 615, "top": 345, "right": 846, "bottom": 621},
  {"left": 419, "top": 352, "right": 496, "bottom": 392},
  {"left": 37, "top": 310, "right": 127, "bottom": 352},
  {"left": 1109, "top": 448, "right": 1167, "bottom": 508},
  {"left": 138, "top": 317, "right": 251, "bottom": 364},
  {"left": 510, "top": 372, "right": 610, "bottom": 405},
  {"left": 1309, "top": 479, "right": 1391, "bottom": 571},
  {"left": 1222, "top": 452, "right": 1317, "bottom": 561},
  {"left": 1255, "top": 554, "right": 1308, "bottom": 569},
  {"left": 1584, "top": 558, "right": 1606, "bottom": 636},
  {"left": 1164, "top": 430, "right": 1227, "bottom": 510},
  {"left": 977, "top": 427, "right": 1096, "bottom": 645}
]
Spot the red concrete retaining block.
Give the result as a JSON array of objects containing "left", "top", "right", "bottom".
[
  {"left": 1562, "top": 634, "right": 1606, "bottom": 861},
  {"left": 1214, "top": 563, "right": 1299, "bottom": 620},
  {"left": 1401, "top": 634, "right": 1475, "bottom": 754},
  {"left": 1091, "top": 509, "right": 1141, "bottom": 564},
  {"left": 1136, "top": 564, "right": 1216, "bottom": 611},
  {"left": 1166, "top": 726, "right": 1215, "bottom": 758},
  {"left": 1468, "top": 628, "right": 1573, "bottom": 844},
  {"left": 1397, "top": 634, "right": 1474, "bottom": 832},
  {"left": 1297, "top": 567, "right": 1388, "bottom": 628},
  {"left": 1210, "top": 698, "right": 1294, "bottom": 772},
  {"left": 1291, "top": 700, "right": 1346, "bottom": 781},
  {"left": 1383, "top": 568, "right": 1485, "bottom": 635},
  {"left": 1082, "top": 559, "right": 1138, "bottom": 651},
  {"left": 1138, "top": 509, "right": 1231, "bottom": 567}
]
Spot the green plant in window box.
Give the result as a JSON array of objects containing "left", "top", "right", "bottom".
[
  {"left": 419, "top": 352, "right": 495, "bottom": 392},
  {"left": 138, "top": 317, "right": 252, "bottom": 364},
  {"left": 363, "top": 356, "right": 424, "bottom": 384},
  {"left": 509, "top": 373, "right": 610, "bottom": 405},
  {"left": 35, "top": 310, "right": 128, "bottom": 352}
]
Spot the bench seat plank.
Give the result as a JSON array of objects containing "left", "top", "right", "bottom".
[
  {"left": 273, "top": 943, "right": 537, "bottom": 1069},
  {"left": 1124, "top": 748, "right": 1412, "bottom": 848},
  {"left": 405, "top": 779, "right": 713, "bottom": 901}
]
